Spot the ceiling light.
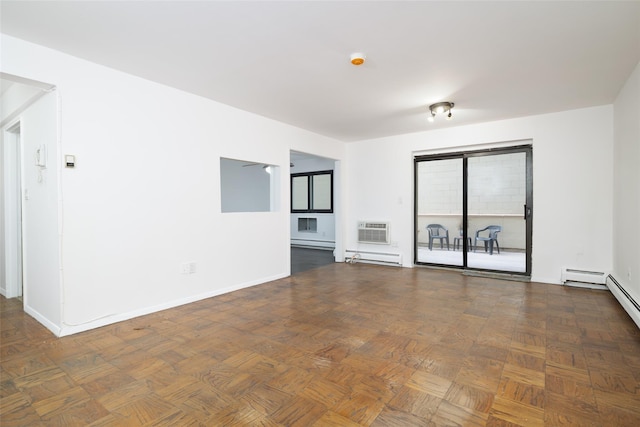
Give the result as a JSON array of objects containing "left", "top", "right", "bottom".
[
  {"left": 428, "top": 102, "right": 454, "bottom": 121},
  {"left": 350, "top": 52, "right": 366, "bottom": 66}
]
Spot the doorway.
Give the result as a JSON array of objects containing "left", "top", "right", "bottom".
[
  {"left": 415, "top": 145, "right": 532, "bottom": 275},
  {"left": 3, "top": 122, "right": 23, "bottom": 299},
  {"left": 289, "top": 151, "right": 338, "bottom": 273}
]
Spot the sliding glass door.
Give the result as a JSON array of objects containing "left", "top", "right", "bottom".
[
  {"left": 415, "top": 157, "right": 464, "bottom": 266},
  {"left": 415, "top": 145, "right": 532, "bottom": 275}
]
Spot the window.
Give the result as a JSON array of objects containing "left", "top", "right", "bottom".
[{"left": 291, "top": 171, "right": 333, "bottom": 213}]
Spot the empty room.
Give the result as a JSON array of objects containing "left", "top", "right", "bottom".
[{"left": 1, "top": 1, "right": 639, "bottom": 426}]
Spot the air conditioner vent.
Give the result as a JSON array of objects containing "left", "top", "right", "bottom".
[{"left": 358, "top": 221, "right": 390, "bottom": 244}]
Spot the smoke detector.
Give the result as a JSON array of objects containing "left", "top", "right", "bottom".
[{"left": 350, "top": 52, "right": 366, "bottom": 66}]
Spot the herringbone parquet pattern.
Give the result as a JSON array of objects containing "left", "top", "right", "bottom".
[{"left": 2, "top": 263, "right": 640, "bottom": 426}]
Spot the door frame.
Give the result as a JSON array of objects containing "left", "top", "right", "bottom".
[
  {"left": 414, "top": 144, "right": 533, "bottom": 276},
  {"left": 3, "top": 120, "right": 24, "bottom": 298}
]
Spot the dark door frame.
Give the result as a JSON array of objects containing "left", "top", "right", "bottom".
[{"left": 414, "top": 144, "right": 533, "bottom": 276}]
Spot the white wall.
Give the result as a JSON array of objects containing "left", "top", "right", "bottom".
[
  {"left": 346, "top": 106, "right": 614, "bottom": 284},
  {"left": 613, "top": 61, "right": 640, "bottom": 304},
  {"left": 1, "top": 89, "right": 61, "bottom": 331},
  {"left": 2, "top": 32, "right": 628, "bottom": 335},
  {"left": 1, "top": 81, "right": 47, "bottom": 297},
  {"left": 0, "top": 80, "right": 42, "bottom": 125},
  {"left": 291, "top": 213, "right": 336, "bottom": 248},
  {"left": 20, "top": 92, "right": 61, "bottom": 331},
  {"left": 1, "top": 35, "right": 345, "bottom": 335}
]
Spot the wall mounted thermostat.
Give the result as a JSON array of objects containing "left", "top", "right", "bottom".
[{"left": 65, "top": 155, "right": 76, "bottom": 168}]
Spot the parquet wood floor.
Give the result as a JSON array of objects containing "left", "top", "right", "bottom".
[{"left": 2, "top": 264, "right": 640, "bottom": 426}]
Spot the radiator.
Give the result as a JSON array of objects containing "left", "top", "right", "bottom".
[
  {"left": 607, "top": 275, "right": 640, "bottom": 329},
  {"left": 561, "top": 267, "right": 607, "bottom": 289},
  {"left": 344, "top": 249, "right": 402, "bottom": 266}
]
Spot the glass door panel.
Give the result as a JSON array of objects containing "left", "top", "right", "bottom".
[
  {"left": 467, "top": 152, "right": 527, "bottom": 272},
  {"left": 416, "top": 158, "right": 464, "bottom": 266}
]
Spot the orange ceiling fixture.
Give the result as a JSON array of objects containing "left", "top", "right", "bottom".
[{"left": 350, "top": 52, "right": 366, "bottom": 66}]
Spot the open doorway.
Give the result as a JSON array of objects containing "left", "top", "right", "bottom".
[
  {"left": 3, "top": 122, "right": 23, "bottom": 299},
  {"left": 1, "top": 74, "right": 60, "bottom": 334},
  {"left": 290, "top": 151, "right": 337, "bottom": 273}
]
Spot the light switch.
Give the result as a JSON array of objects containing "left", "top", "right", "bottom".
[{"left": 65, "top": 155, "right": 75, "bottom": 168}]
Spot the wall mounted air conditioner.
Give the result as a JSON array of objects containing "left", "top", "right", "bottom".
[{"left": 357, "top": 221, "right": 390, "bottom": 245}]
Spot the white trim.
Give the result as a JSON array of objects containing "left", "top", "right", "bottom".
[
  {"left": 58, "top": 273, "right": 288, "bottom": 337},
  {"left": 0, "top": 82, "right": 53, "bottom": 129},
  {"left": 563, "top": 281, "right": 608, "bottom": 290},
  {"left": 0, "top": 72, "right": 56, "bottom": 91},
  {"left": 607, "top": 275, "right": 640, "bottom": 329},
  {"left": 344, "top": 249, "right": 402, "bottom": 266},
  {"left": 2, "top": 120, "right": 23, "bottom": 299},
  {"left": 291, "top": 239, "right": 335, "bottom": 249},
  {"left": 413, "top": 139, "right": 532, "bottom": 157},
  {"left": 24, "top": 304, "right": 61, "bottom": 336},
  {"left": 417, "top": 213, "right": 522, "bottom": 217}
]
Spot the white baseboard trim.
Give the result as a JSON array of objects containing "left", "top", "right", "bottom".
[
  {"left": 24, "top": 304, "right": 62, "bottom": 337},
  {"left": 58, "top": 273, "right": 288, "bottom": 337},
  {"left": 291, "top": 239, "right": 335, "bottom": 249},
  {"left": 563, "top": 281, "right": 608, "bottom": 290},
  {"left": 607, "top": 275, "right": 640, "bottom": 329},
  {"left": 530, "top": 275, "right": 562, "bottom": 285}
]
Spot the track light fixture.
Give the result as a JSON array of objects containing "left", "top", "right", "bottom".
[{"left": 427, "top": 102, "right": 454, "bottom": 122}]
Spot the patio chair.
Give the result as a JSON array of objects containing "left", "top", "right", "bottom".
[
  {"left": 474, "top": 225, "right": 501, "bottom": 255},
  {"left": 426, "top": 224, "right": 450, "bottom": 251}
]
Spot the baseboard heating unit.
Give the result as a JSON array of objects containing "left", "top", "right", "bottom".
[
  {"left": 561, "top": 267, "right": 607, "bottom": 290},
  {"left": 607, "top": 275, "right": 640, "bottom": 329},
  {"left": 344, "top": 249, "right": 402, "bottom": 266}
]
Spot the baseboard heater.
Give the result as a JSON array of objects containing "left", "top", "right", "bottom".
[
  {"left": 344, "top": 249, "right": 402, "bottom": 266},
  {"left": 291, "top": 238, "right": 335, "bottom": 250},
  {"left": 561, "top": 267, "right": 607, "bottom": 290},
  {"left": 607, "top": 275, "right": 640, "bottom": 329}
]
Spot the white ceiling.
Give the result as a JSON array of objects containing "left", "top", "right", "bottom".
[{"left": 1, "top": 1, "right": 639, "bottom": 142}]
